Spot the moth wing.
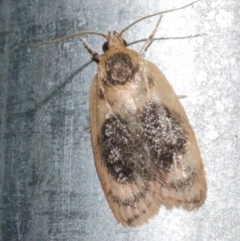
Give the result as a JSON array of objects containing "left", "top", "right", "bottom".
[
  {"left": 90, "top": 74, "right": 162, "bottom": 227},
  {"left": 145, "top": 60, "right": 206, "bottom": 211}
]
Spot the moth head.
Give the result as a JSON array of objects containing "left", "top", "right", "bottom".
[{"left": 102, "top": 31, "right": 127, "bottom": 52}]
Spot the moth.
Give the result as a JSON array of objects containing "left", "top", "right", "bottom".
[{"left": 31, "top": 0, "right": 206, "bottom": 227}]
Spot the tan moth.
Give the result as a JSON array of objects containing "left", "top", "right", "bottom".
[{"left": 31, "top": 0, "right": 206, "bottom": 227}]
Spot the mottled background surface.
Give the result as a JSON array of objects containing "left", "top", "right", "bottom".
[{"left": 1, "top": 0, "right": 239, "bottom": 240}]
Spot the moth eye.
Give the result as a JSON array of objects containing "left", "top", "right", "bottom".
[
  {"left": 102, "top": 42, "right": 108, "bottom": 52},
  {"left": 102, "top": 39, "right": 127, "bottom": 52}
]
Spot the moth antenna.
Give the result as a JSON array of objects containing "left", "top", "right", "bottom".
[
  {"left": 79, "top": 37, "right": 101, "bottom": 61},
  {"left": 119, "top": 0, "right": 200, "bottom": 36},
  {"left": 140, "top": 15, "right": 163, "bottom": 56},
  {"left": 28, "top": 31, "right": 108, "bottom": 48}
]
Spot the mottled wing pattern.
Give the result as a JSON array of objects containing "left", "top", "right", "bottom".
[{"left": 90, "top": 48, "right": 206, "bottom": 227}]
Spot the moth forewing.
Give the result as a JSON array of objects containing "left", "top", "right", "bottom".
[{"left": 145, "top": 60, "right": 206, "bottom": 210}]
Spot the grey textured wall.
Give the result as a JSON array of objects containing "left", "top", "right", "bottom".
[{"left": 1, "top": 0, "right": 239, "bottom": 240}]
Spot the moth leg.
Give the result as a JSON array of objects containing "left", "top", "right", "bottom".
[
  {"left": 84, "top": 124, "right": 91, "bottom": 131},
  {"left": 140, "top": 15, "right": 163, "bottom": 56},
  {"left": 79, "top": 37, "right": 101, "bottom": 61},
  {"left": 177, "top": 95, "right": 187, "bottom": 99}
]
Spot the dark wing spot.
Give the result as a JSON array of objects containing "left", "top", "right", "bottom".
[
  {"left": 127, "top": 218, "right": 135, "bottom": 226},
  {"left": 140, "top": 101, "right": 187, "bottom": 173},
  {"left": 99, "top": 115, "right": 134, "bottom": 183},
  {"left": 98, "top": 88, "right": 104, "bottom": 99},
  {"left": 104, "top": 53, "right": 139, "bottom": 86},
  {"left": 147, "top": 75, "right": 154, "bottom": 88},
  {"left": 126, "top": 215, "right": 140, "bottom": 225},
  {"left": 99, "top": 115, "right": 151, "bottom": 183}
]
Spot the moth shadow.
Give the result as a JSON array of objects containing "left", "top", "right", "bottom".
[{"left": 24, "top": 59, "right": 93, "bottom": 118}]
